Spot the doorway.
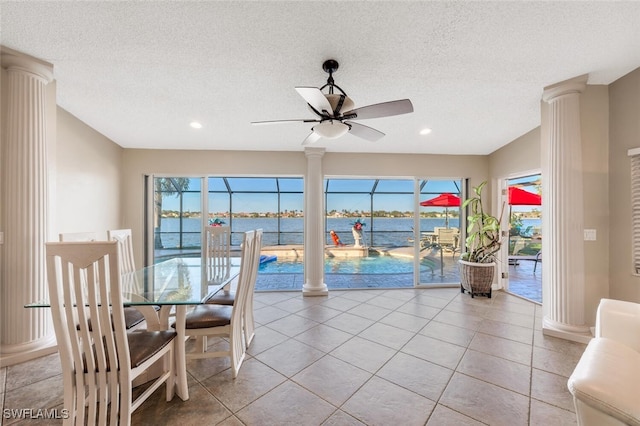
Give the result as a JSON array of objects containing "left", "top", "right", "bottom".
[{"left": 505, "top": 174, "right": 542, "bottom": 302}]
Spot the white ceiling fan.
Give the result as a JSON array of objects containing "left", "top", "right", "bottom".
[{"left": 251, "top": 59, "right": 414, "bottom": 145}]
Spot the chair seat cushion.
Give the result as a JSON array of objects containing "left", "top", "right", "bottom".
[
  {"left": 180, "top": 305, "right": 232, "bottom": 329},
  {"left": 204, "top": 291, "right": 235, "bottom": 306},
  {"left": 83, "top": 330, "right": 176, "bottom": 372},
  {"left": 80, "top": 305, "right": 160, "bottom": 331},
  {"left": 128, "top": 330, "right": 177, "bottom": 368},
  {"left": 568, "top": 337, "right": 640, "bottom": 425},
  {"left": 123, "top": 307, "right": 146, "bottom": 329}
]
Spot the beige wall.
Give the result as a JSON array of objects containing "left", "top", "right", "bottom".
[
  {"left": 121, "top": 149, "right": 490, "bottom": 267},
  {"left": 489, "top": 127, "right": 540, "bottom": 179},
  {"left": 1, "top": 67, "right": 6, "bottom": 252},
  {"left": 609, "top": 68, "right": 640, "bottom": 302},
  {"left": 55, "top": 108, "right": 123, "bottom": 241},
  {"left": 580, "top": 85, "right": 611, "bottom": 323},
  {"left": 492, "top": 75, "right": 640, "bottom": 324}
]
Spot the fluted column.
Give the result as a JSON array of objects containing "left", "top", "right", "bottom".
[
  {"left": 303, "top": 147, "right": 328, "bottom": 296},
  {"left": 541, "top": 75, "right": 592, "bottom": 343},
  {"left": 0, "top": 51, "right": 56, "bottom": 365}
]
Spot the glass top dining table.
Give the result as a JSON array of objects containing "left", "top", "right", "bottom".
[
  {"left": 26, "top": 256, "right": 241, "bottom": 308},
  {"left": 26, "top": 256, "right": 241, "bottom": 401},
  {"left": 128, "top": 256, "right": 241, "bottom": 305}
]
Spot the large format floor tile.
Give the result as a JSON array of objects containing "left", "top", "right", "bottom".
[{"left": 1, "top": 288, "right": 585, "bottom": 425}]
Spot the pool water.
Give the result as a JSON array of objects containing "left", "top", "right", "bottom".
[{"left": 259, "top": 255, "right": 433, "bottom": 274}]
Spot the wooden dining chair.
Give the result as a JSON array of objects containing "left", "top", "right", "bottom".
[
  {"left": 204, "top": 229, "right": 263, "bottom": 348},
  {"left": 106, "top": 229, "right": 137, "bottom": 281},
  {"left": 46, "top": 241, "right": 176, "bottom": 426},
  {"left": 176, "top": 230, "right": 256, "bottom": 378},
  {"left": 203, "top": 225, "right": 232, "bottom": 286},
  {"left": 60, "top": 231, "right": 146, "bottom": 330},
  {"left": 243, "top": 228, "right": 263, "bottom": 348}
]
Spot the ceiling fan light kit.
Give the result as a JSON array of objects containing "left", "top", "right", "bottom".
[
  {"left": 252, "top": 59, "right": 413, "bottom": 145},
  {"left": 313, "top": 120, "right": 349, "bottom": 139}
]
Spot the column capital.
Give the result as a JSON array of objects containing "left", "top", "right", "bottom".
[
  {"left": 1, "top": 48, "right": 54, "bottom": 84},
  {"left": 304, "top": 147, "right": 326, "bottom": 159},
  {"left": 542, "top": 74, "right": 588, "bottom": 103}
]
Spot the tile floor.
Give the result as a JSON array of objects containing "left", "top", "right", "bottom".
[{"left": 1, "top": 288, "right": 583, "bottom": 425}]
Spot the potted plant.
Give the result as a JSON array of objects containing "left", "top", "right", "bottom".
[{"left": 459, "top": 181, "right": 504, "bottom": 298}]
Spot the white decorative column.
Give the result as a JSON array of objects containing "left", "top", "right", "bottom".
[
  {"left": 541, "top": 75, "right": 592, "bottom": 343},
  {"left": 303, "top": 147, "right": 328, "bottom": 296},
  {"left": 0, "top": 51, "right": 56, "bottom": 366}
]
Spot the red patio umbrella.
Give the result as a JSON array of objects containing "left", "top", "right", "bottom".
[
  {"left": 508, "top": 186, "right": 542, "bottom": 246},
  {"left": 420, "top": 193, "right": 460, "bottom": 227},
  {"left": 508, "top": 186, "right": 541, "bottom": 205}
]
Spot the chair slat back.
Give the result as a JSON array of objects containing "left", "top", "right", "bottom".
[
  {"left": 204, "top": 225, "right": 231, "bottom": 285},
  {"left": 243, "top": 229, "right": 263, "bottom": 346},
  {"left": 46, "top": 241, "right": 127, "bottom": 425},
  {"left": 229, "top": 231, "right": 255, "bottom": 361},
  {"left": 107, "top": 229, "right": 136, "bottom": 274},
  {"left": 233, "top": 231, "right": 255, "bottom": 315},
  {"left": 107, "top": 229, "right": 141, "bottom": 295}
]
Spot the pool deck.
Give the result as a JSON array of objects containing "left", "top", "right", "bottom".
[
  {"left": 255, "top": 244, "right": 542, "bottom": 303},
  {"left": 260, "top": 244, "right": 446, "bottom": 260},
  {"left": 261, "top": 244, "right": 369, "bottom": 259},
  {"left": 156, "top": 244, "right": 541, "bottom": 303}
]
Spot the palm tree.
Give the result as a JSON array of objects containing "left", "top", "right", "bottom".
[{"left": 155, "top": 178, "right": 190, "bottom": 249}]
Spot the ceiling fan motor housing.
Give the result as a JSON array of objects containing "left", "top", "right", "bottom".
[{"left": 306, "top": 93, "right": 355, "bottom": 117}]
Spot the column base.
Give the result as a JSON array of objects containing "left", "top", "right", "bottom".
[
  {"left": 0, "top": 334, "right": 57, "bottom": 368},
  {"left": 542, "top": 317, "right": 593, "bottom": 344},
  {"left": 302, "top": 282, "right": 328, "bottom": 297}
]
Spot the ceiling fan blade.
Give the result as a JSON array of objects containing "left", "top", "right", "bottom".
[
  {"left": 251, "top": 119, "right": 319, "bottom": 125},
  {"left": 345, "top": 121, "right": 385, "bottom": 142},
  {"left": 301, "top": 131, "right": 322, "bottom": 146},
  {"left": 342, "top": 99, "right": 413, "bottom": 120},
  {"left": 295, "top": 87, "right": 333, "bottom": 116}
]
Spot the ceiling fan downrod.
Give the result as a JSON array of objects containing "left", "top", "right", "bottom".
[{"left": 321, "top": 59, "right": 346, "bottom": 96}]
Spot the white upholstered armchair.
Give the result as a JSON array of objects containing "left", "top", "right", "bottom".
[{"left": 568, "top": 299, "right": 640, "bottom": 426}]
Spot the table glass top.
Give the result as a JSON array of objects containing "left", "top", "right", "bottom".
[{"left": 26, "top": 257, "right": 240, "bottom": 308}]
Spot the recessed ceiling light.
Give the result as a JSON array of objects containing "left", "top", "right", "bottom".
[
  {"left": 419, "top": 128, "right": 432, "bottom": 135},
  {"left": 190, "top": 121, "right": 203, "bottom": 129}
]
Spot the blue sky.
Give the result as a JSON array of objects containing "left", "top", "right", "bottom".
[
  {"left": 159, "top": 176, "right": 541, "bottom": 214},
  {"left": 160, "top": 178, "right": 463, "bottom": 213}
]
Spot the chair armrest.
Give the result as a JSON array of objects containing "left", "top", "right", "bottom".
[{"left": 595, "top": 298, "right": 640, "bottom": 352}]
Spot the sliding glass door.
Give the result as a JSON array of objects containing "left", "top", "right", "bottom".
[{"left": 150, "top": 176, "right": 203, "bottom": 262}]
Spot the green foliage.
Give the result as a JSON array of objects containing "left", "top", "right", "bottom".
[
  {"left": 509, "top": 214, "right": 533, "bottom": 237},
  {"left": 461, "top": 181, "right": 504, "bottom": 263}
]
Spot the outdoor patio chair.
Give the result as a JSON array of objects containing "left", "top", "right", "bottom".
[
  {"left": 509, "top": 250, "right": 542, "bottom": 273},
  {"left": 437, "top": 228, "right": 459, "bottom": 258}
]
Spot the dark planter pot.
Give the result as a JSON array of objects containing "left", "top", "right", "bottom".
[{"left": 459, "top": 259, "right": 495, "bottom": 298}]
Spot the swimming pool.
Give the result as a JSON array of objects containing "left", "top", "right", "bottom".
[{"left": 258, "top": 255, "right": 434, "bottom": 274}]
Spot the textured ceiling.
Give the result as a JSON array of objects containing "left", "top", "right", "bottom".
[{"left": 1, "top": 1, "right": 639, "bottom": 155}]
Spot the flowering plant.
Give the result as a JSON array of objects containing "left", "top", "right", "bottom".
[{"left": 351, "top": 219, "right": 366, "bottom": 230}]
